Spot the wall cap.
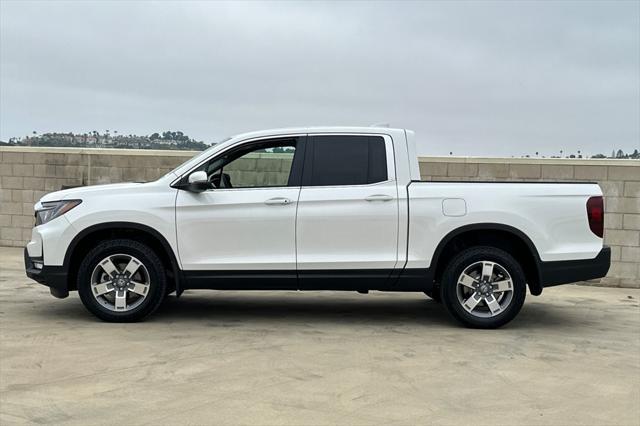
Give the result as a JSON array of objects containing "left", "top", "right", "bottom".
[
  {"left": 417, "top": 155, "right": 640, "bottom": 167},
  {"left": 0, "top": 146, "right": 198, "bottom": 157}
]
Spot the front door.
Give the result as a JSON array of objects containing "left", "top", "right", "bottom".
[{"left": 176, "top": 136, "right": 304, "bottom": 289}]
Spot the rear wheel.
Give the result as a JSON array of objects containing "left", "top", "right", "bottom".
[
  {"left": 77, "top": 239, "right": 167, "bottom": 322},
  {"left": 440, "top": 246, "right": 526, "bottom": 329}
]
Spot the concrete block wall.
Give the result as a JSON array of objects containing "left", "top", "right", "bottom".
[
  {"left": 225, "top": 153, "right": 294, "bottom": 187},
  {"left": 1, "top": 147, "right": 193, "bottom": 247},
  {"left": 419, "top": 157, "right": 640, "bottom": 288},
  {"left": 0, "top": 147, "right": 294, "bottom": 246},
  {"left": 1, "top": 147, "right": 638, "bottom": 288}
]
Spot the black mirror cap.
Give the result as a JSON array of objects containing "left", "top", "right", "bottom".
[
  {"left": 172, "top": 177, "right": 212, "bottom": 193},
  {"left": 188, "top": 181, "right": 212, "bottom": 193}
]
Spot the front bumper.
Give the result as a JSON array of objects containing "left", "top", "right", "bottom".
[
  {"left": 539, "top": 246, "right": 611, "bottom": 288},
  {"left": 24, "top": 248, "right": 69, "bottom": 298}
]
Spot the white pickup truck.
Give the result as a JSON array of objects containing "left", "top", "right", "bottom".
[{"left": 24, "top": 127, "right": 610, "bottom": 328}]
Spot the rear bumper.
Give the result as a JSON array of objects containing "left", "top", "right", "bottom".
[
  {"left": 539, "top": 246, "right": 611, "bottom": 288},
  {"left": 24, "top": 248, "right": 69, "bottom": 298}
]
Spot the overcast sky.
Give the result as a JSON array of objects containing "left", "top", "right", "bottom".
[{"left": 1, "top": 1, "right": 638, "bottom": 156}]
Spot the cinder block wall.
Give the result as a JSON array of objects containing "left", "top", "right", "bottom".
[
  {"left": 419, "top": 157, "right": 640, "bottom": 288},
  {"left": 0, "top": 147, "right": 194, "bottom": 246},
  {"left": 1, "top": 147, "right": 638, "bottom": 288}
]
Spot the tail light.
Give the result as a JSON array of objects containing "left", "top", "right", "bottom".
[{"left": 586, "top": 196, "right": 604, "bottom": 238}]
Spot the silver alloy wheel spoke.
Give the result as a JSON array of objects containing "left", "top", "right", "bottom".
[
  {"left": 458, "top": 273, "right": 478, "bottom": 289},
  {"left": 90, "top": 254, "right": 150, "bottom": 313},
  {"left": 492, "top": 280, "right": 512, "bottom": 292},
  {"left": 92, "top": 281, "right": 114, "bottom": 296},
  {"left": 123, "top": 258, "right": 142, "bottom": 278},
  {"left": 100, "top": 258, "right": 119, "bottom": 278},
  {"left": 485, "top": 294, "right": 502, "bottom": 314},
  {"left": 463, "top": 293, "right": 482, "bottom": 312},
  {"left": 128, "top": 281, "right": 149, "bottom": 296},
  {"left": 114, "top": 290, "right": 127, "bottom": 311},
  {"left": 481, "top": 262, "right": 494, "bottom": 280}
]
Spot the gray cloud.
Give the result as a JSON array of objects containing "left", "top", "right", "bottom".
[{"left": 1, "top": 0, "right": 638, "bottom": 156}]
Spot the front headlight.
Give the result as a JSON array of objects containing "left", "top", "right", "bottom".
[{"left": 35, "top": 200, "right": 82, "bottom": 226}]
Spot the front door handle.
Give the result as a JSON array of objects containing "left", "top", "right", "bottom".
[
  {"left": 365, "top": 194, "right": 393, "bottom": 202},
  {"left": 264, "top": 197, "right": 292, "bottom": 206}
]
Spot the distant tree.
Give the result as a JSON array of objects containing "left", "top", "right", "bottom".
[
  {"left": 150, "top": 132, "right": 160, "bottom": 140},
  {"left": 616, "top": 149, "right": 625, "bottom": 158},
  {"left": 271, "top": 147, "right": 295, "bottom": 153}
]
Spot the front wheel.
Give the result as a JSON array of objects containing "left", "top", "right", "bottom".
[
  {"left": 77, "top": 239, "right": 167, "bottom": 322},
  {"left": 440, "top": 246, "right": 526, "bottom": 329}
]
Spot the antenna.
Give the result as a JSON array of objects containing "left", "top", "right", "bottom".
[{"left": 370, "top": 123, "right": 390, "bottom": 128}]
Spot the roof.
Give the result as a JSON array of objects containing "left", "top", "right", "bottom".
[{"left": 228, "top": 126, "right": 408, "bottom": 142}]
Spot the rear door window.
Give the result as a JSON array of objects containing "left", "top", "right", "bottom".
[{"left": 303, "top": 135, "right": 388, "bottom": 186}]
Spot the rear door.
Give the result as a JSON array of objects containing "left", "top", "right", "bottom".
[{"left": 295, "top": 134, "right": 399, "bottom": 289}]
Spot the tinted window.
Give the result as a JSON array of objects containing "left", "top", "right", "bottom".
[{"left": 304, "top": 135, "right": 388, "bottom": 186}]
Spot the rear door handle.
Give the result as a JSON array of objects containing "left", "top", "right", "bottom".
[
  {"left": 365, "top": 194, "right": 393, "bottom": 202},
  {"left": 264, "top": 197, "right": 292, "bottom": 206}
]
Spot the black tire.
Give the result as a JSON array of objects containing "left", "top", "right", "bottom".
[
  {"left": 77, "top": 239, "right": 167, "bottom": 322},
  {"left": 440, "top": 246, "right": 526, "bottom": 329}
]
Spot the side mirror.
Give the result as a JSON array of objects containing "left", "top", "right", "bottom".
[{"left": 185, "top": 171, "right": 211, "bottom": 193}]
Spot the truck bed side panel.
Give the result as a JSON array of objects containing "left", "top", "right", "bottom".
[{"left": 406, "top": 181, "right": 604, "bottom": 269}]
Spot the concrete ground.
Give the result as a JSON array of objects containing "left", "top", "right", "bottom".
[{"left": 0, "top": 247, "right": 639, "bottom": 426}]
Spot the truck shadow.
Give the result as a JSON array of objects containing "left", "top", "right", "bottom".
[
  {"left": 149, "top": 292, "right": 581, "bottom": 329},
  {"left": 155, "top": 293, "right": 454, "bottom": 326},
  {"left": 28, "top": 291, "right": 582, "bottom": 329}
]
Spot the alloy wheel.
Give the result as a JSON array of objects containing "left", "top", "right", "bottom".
[
  {"left": 455, "top": 261, "right": 514, "bottom": 318},
  {"left": 90, "top": 254, "right": 151, "bottom": 312}
]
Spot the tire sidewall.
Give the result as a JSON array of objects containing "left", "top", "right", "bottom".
[
  {"left": 441, "top": 247, "right": 526, "bottom": 329},
  {"left": 77, "top": 239, "right": 167, "bottom": 322}
]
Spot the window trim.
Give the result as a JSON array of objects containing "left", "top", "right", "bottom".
[
  {"left": 171, "top": 134, "right": 306, "bottom": 190},
  {"left": 300, "top": 133, "right": 396, "bottom": 189}
]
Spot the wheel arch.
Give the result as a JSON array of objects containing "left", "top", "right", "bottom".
[
  {"left": 64, "top": 222, "right": 182, "bottom": 294},
  {"left": 430, "top": 223, "right": 543, "bottom": 296}
]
